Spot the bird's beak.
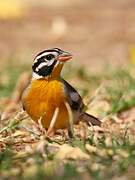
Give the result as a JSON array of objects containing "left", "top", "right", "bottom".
[{"left": 57, "top": 51, "right": 73, "bottom": 62}]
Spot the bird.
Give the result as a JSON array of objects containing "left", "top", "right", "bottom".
[{"left": 22, "top": 48, "right": 101, "bottom": 135}]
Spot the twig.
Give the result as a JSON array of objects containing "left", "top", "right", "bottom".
[
  {"left": 21, "top": 126, "right": 40, "bottom": 137},
  {"left": 47, "top": 107, "right": 59, "bottom": 135},
  {"left": 37, "top": 116, "right": 47, "bottom": 135},
  {"left": 0, "top": 111, "right": 28, "bottom": 134},
  {"left": 65, "top": 101, "right": 74, "bottom": 137}
]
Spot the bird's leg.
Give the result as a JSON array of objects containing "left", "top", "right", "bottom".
[
  {"left": 64, "top": 101, "right": 74, "bottom": 138},
  {"left": 37, "top": 116, "right": 47, "bottom": 135},
  {"left": 47, "top": 107, "right": 59, "bottom": 136}
]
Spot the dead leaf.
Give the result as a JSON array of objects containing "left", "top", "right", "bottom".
[
  {"left": 55, "top": 144, "right": 90, "bottom": 160},
  {"left": 85, "top": 144, "right": 97, "bottom": 153}
]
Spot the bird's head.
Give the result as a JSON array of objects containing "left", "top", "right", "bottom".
[{"left": 32, "top": 48, "right": 72, "bottom": 79}]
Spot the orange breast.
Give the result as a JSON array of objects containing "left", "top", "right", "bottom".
[{"left": 22, "top": 79, "right": 69, "bottom": 129}]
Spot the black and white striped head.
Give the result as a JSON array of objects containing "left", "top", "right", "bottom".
[{"left": 32, "top": 48, "right": 72, "bottom": 79}]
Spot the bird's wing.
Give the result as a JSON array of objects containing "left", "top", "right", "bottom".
[
  {"left": 61, "top": 79, "right": 84, "bottom": 112},
  {"left": 62, "top": 79, "right": 101, "bottom": 126}
]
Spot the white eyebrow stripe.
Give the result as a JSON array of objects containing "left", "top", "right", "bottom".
[
  {"left": 35, "top": 51, "right": 58, "bottom": 60},
  {"left": 47, "top": 59, "right": 55, "bottom": 66},
  {"left": 35, "top": 62, "right": 48, "bottom": 71}
]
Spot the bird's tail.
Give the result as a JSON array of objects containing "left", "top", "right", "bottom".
[{"left": 77, "top": 112, "right": 101, "bottom": 126}]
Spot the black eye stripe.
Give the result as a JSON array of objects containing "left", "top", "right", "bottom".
[
  {"left": 32, "top": 48, "right": 64, "bottom": 77},
  {"left": 32, "top": 58, "right": 45, "bottom": 71},
  {"left": 46, "top": 54, "right": 55, "bottom": 60},
  {"left": 33, "top": 53, "right": 56, "bottom": 72},
  {"left": 36, "top": 60, "right": 57, "bottom": 76}
]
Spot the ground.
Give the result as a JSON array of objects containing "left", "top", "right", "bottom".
[
  {"left": 0, "top": 1, "right": 135, "bottom": 180},
  {"left": 0, "top": 65, "right": 135, "bottom": 180}
]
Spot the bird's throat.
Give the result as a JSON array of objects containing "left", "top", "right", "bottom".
[{"left": 51, "top": 63, "right": 64, "bottom": 79}]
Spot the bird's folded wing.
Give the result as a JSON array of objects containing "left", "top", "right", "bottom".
[
  {"left": 61, "top": 79, "right": 101, "bottom": 126},
  {"left": 61, "top": 79, "right": 84, "bottom": 111}
]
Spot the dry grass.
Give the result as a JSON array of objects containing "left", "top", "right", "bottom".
[{"left": 0, "top": 64, "right": 135, "bottom": 179}]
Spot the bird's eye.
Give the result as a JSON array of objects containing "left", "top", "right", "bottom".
[{"left": 45, "top": 54, "right": 55, "bottom": 60}]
